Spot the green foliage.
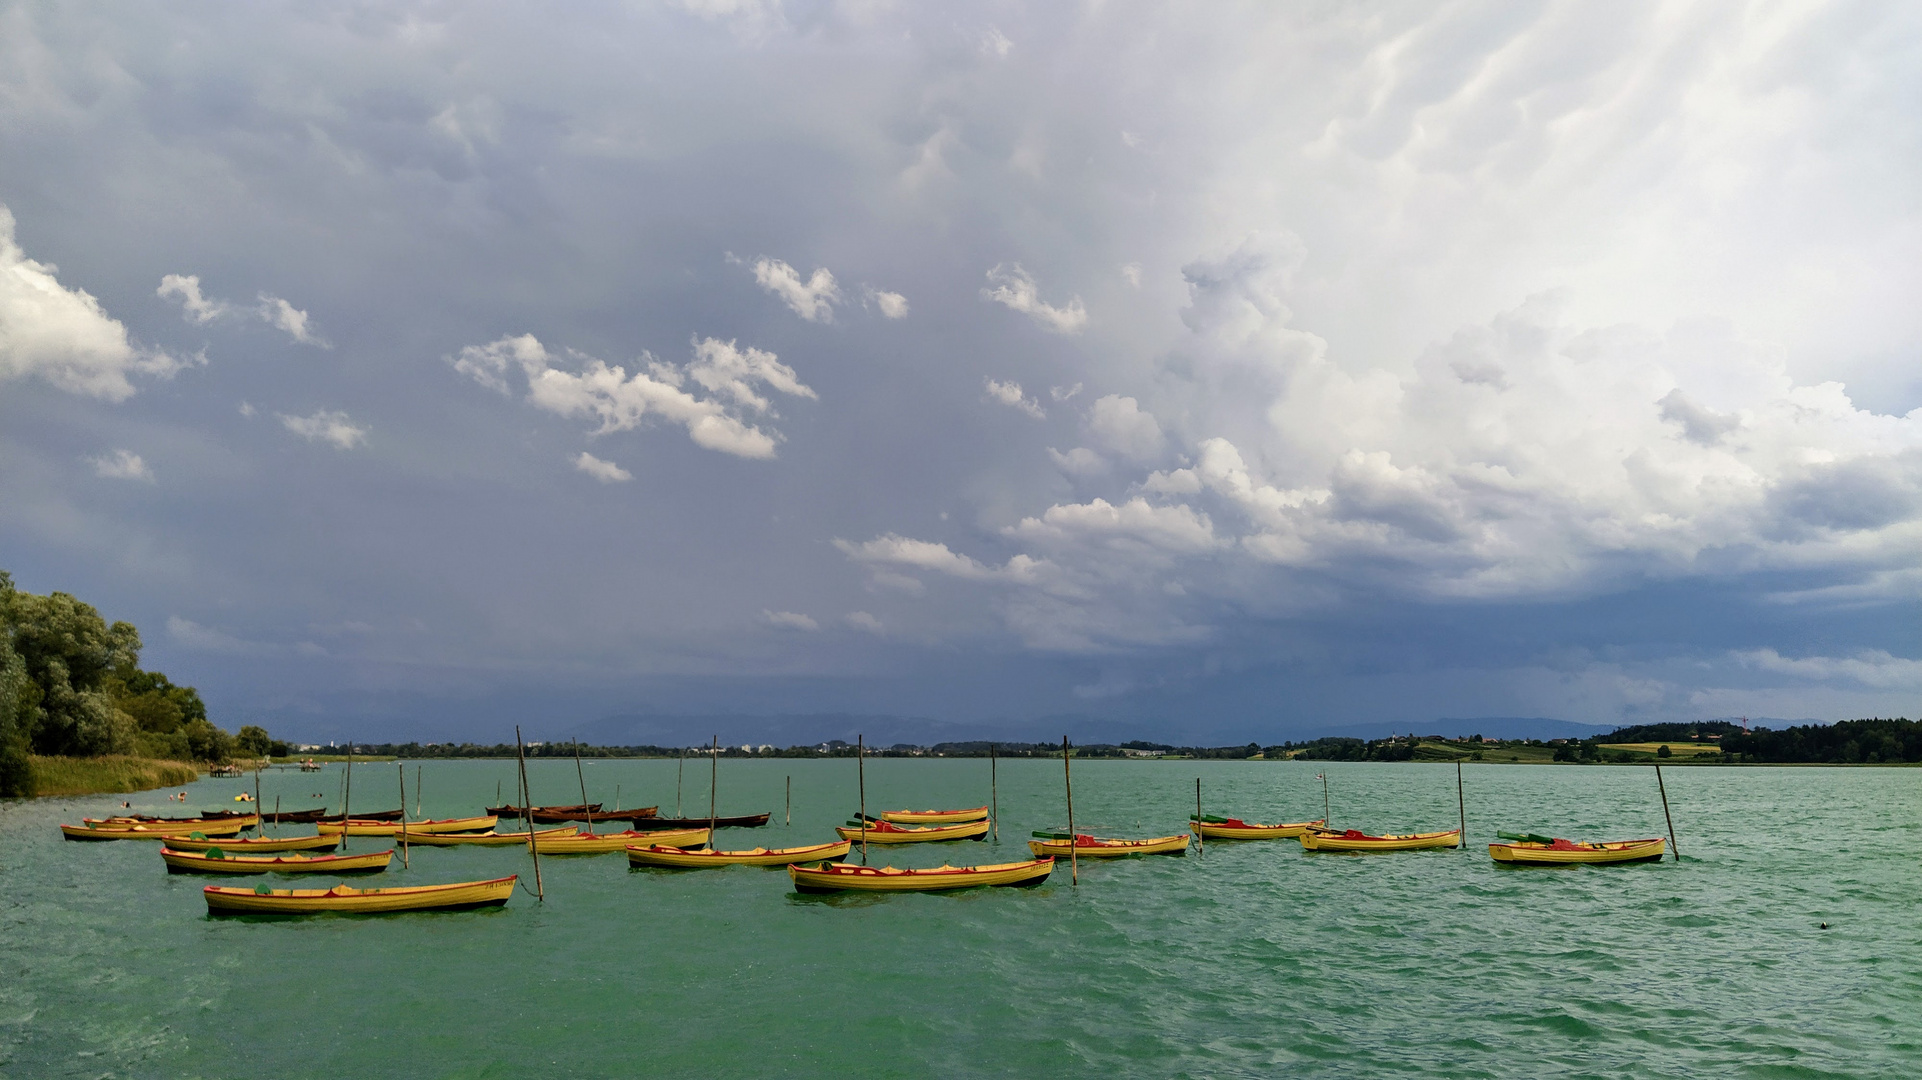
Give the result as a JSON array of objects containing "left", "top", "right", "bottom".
[
  {"left": 1723, "top": 718, "right": 1921, "bottom": 764},
  {"left": 26, "top": 754, "right": 199, "bottom": 797},
  {"left": 235, "top": 725, "right": 272, "bottom": 758},
  {"left": 0, "top": 574, "right": 32, "bottom": 796},
  {"left": 1657, "top": 744, "right": 1672, "bottom": 758}
]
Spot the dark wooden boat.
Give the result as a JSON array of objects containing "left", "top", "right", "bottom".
[
  {"left": 529, "top": 806, "right": 658, "bottom": 823},
  {"left": 484, "top": 799, "right": 595, "bottom": 814},
  {"left": 327, "top": 808, "right": 403, "bottom": 821},
  {"left": 119, "top": 810, "right": 258, "bottom": 823},
  {"left": 622, "top": 812, "right": 770, "bottom": 829}
]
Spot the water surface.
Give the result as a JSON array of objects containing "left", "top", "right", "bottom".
[{"left": 2, "top": 759, "right": 1915, "bottom": 1078}]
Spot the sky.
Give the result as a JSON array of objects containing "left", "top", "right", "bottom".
[{"left": 1, "top": 1, "right": 1918, "bottom": 746}]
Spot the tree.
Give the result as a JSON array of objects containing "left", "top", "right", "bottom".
[
  {"left": 1657, "top": 744, "right": 1672, "bottom": 758},
  {"left": 2, "top": 585, "right": 140, "bottom": 756},
  {"left": 0, "top": 573, "right": 32, "bottom": 796},
  {"left": 235, "top": 725, "right": 272, "bottom": 758}
]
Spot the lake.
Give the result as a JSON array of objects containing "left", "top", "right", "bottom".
[{"left": 2, "top": 758, "right": 1915, "bottom": 1078}]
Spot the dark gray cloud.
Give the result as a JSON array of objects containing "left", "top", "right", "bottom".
[{"left": 1, "top": 2, "right": 1918, "bottom": 741}]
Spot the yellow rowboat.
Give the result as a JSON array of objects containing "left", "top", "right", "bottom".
[
  {"left": 1190, "top": 818, "right": 1325, "bottom": 840},
  {"left": 835, "top": 819, "right": 991, "bottom": 844},
  {"left": 790, "top": 857, "right": 1055, "bottom": 893},
  {"left": 318, "top": 815, "right": 497, "bottom": 836},
  {"left": 93, "top": 813, "right": 259, "bottom": 830},
  {"left": 1299, "top": 827, "right": 1462, "bottom": 852},
  {"left": 533, "top": 828, "right": 710, "bottom": 854},
  {"left": 162, "top": 847, "right": 394, "bottom": 874},
  {"left": 878, "top": 806, "right": 991, "bottom": 824},
  {"left": 626, "top": 840, "right": 853, "bottom": 868},
  {"left": 164, "top": 833, "right": 338, "bottom": 853},
  {"left": 1489, "top": 837, "right": 1666, "bottom": 865},
  {"left": 401, "top": 826, "right": 580, "bottom": 847},
  {"left": 1027, "top": 833, "right": 1190, "bottom": 858},
  {"left": 204, "top": 875, "right": 517, "bottom": 915},
  {"left": 62, "top": 819, "right": 248, "bottom": 841}
]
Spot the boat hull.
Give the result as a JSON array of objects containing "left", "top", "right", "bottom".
[
  {"left": 1489, "top": 838, "right": 1666, "bottom": 865},
  {"left": 318, "top": 815, "right": 497, "bottom": 837},
  {"left": 204, "top": 875, "right": 516, "bottom": 915},
  {"left": 163, "top": 847, "right": 394, "bottom": 874},
  {"left": 622, "top": 813, "right": 771, "bottom": 829},
  {"left": 835, "top": 819, "right": 991, "bottom": 844},
  {"left": 534, "top": 828, "right": 710, "bottom": 854},
  {"left": 164, "top": 833, "right": 338, "bottom": 853},
  {"left": 1027, "top": 834, "right": 1190, "bottom": 858},
  {"left": 878, "top": 806, "right": 991, "bottom": 824},
  {"left": 790, "top": 858, "right": 1055, "bottom": 893},
  {"left": 63, "top": 819, "right": 248, "bottom": 841},
  {"left": 1299, "top": 828, "right": 1462, "bottom": 852},
  {"left": 1190, "top": 819, "right": 1324, "bottom": 840},
  {"left": 403, "top": 826, "right": 580, "bottom": 847},
  {"left": 626, "top": 840, "right": 853, "bottom": 868},
  {"left": 529, "top": 807, "right": 657, "bottom": 823}
]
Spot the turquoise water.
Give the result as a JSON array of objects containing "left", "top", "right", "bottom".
[{"left": 2, "top": 759, "right": 1916, "bottom": 1078}]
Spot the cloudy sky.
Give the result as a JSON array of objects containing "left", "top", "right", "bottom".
[{"left": 2, "top": 1, "right": 1917, "bottom": 744}]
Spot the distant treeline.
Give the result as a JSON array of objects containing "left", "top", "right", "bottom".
[{"left": 299, "top": 721, "right": 1922, "bottom": 768}]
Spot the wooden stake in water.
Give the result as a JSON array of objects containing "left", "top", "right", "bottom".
[
  {"left": 990, "top": 743, "right": 998, "bottom": 843},
  {"left": 1195, "top": 777, "right": 1203, "bottom": 856},
  {"left": 516, "top": 725, "right": 543, "bottom": 901},
  {"left": 1319, "top": 771, "right": 1330, "bottom": 827},
  {"left": 785, "top": 775, "right": 791, "bottom": 827},
  {"left": 397, "top": 763, "right": 409, "bottom": 870},
  {"left": 614, "top": 784, "right": 621, "bottom": 814},
  {"left": 415, "top": 764, "right": 422, "bottom": 819},
  {"left": 575, "top": 744, "right": 591, "bottom": 835},
  {"left": 857, "top": 734, "right": 868, "bottom": 865},
  {"left": 1656, "top": 764, "right": 1679, "bottom": 862},
  {"left": 1062, "top": 736, "right": 1077, "bottom": 886},
  {"left": 676, "top": 750, "right": 684, "bottom": 818},
  {"left": 254, "top": 764, "right": 263, "bottom": 834},
  {"left": 273, "top": 795, "right": 280, "bottom": 833},
  {"left": 1456, "top": 760, "right": 1466, "bottom": 847},
  {"left": 341, "top": 742, "right": 352, "bottom": 853},
  {"left": 708, "top": 735, "right": 718, "bottom": 851}
]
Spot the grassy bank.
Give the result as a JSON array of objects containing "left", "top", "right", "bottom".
[{"left": 27, "top": 755, "right": 202, "bottom": 797}]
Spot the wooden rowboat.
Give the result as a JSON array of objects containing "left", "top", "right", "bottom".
[
  {"left": 626, "top": 840, "right": 852, "bottom": 868},
  {"left": 878, "top": 806, "right": 991, "bottom": 824},
  {"left": 529, "top": 806, "right": 657, "bottom": 823},
  {"left": 1299, "top": 827, "right": 1462, "bottom": 852},
  {"left": 204, "top": 875, "right": 517, "bottom": 915},
  {"left": 1190, "top": 817, "right": 1325, "bottom": 840},
  {"left": 835, "top": 819, "right": 991, "bottom": 844},
  {"left": 1027, "top": 833, "right": 1190, "bottom": 858},
  {"left": 402, "top": 826, "right": 580, "bottom": 847},
  {"left": 109, "top": 810, "right": 257, "bottom": 823},
  {"left": 87, "top": 814, "right": 257, "bottom": 831},
  {"left": 620, "top": 812, "right": 770, "bottom": 829},
  {"left": 486, "top": 803, "right": 596, "bottom": 820},
  {"left": 532, "top": 828, "right": 710, "bottom": 854},
  {"left": 63, "top": 819, "right": 248, "bottom": 841},
  {"left": 318, "top": 815, "right": 497, "bottom": 837},
  {"left": 1489, "top": 837, "right": 1666, "bottom": 865},
  {"left": 162, "top": 847, "right": 393, "bottom": 875},
  {"left": 790, "top": 858, "right": 1055, "bottom": 893},
  {"left": 164, "top": 833, "right": 338, "bottom": 853}
]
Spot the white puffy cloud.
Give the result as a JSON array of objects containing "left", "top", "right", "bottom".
[
  {"left": 156, "top": 274, "right": 231, "bottom": 324},
  {"left": 1, "top": 204, "right": 181, "bottom": 400},
  {"left": 1005, "top": 498, "right": 1218, "bottom": 554},
  {"left": 1085, "top": 395, "right": 1164, "bottom": 460},
  {"left": 88, "top": 449, "right": 153, "bottom": 482},
  {"left": 984, "top": 378, "right": 1044, "bottom": 419},
  {"left": 761, "top": 609, "right": 820, "bottom": 631},
  {"left": 834, "top": 534, "right": 1051, "bottom": 585},
  {"left": 278, "top": 409, "right": 368, "bottom": 449},
  {"left": 866, "top": 287, "right": 909, "bottom": 319},
  {"left": 257, "top": 294, "right": 326, "bottom": 346},
  {"left": 1048, "top": 447, "right": 1107, "bottom": 477},
  {"left": 573, "top": 451, "right": 631, "bottom": 483},
  {"left": 845, "top": 611, "right": 884, "bottom": 633},
  {"left": 451, "top": 333, "right": 814, "bottom": 460},
  {"left": 751, "top": 257, "right": 840, "bottom": 323},
  {"left": 158, "top": 273, "right": 326, "bottom": 345},
  {"left": 980, "top": 262, "right": 1086, "bottom": 334}
]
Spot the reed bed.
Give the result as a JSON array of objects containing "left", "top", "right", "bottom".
[{"left": 27, "top": 756, "right": 201, "bottom": 797}]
